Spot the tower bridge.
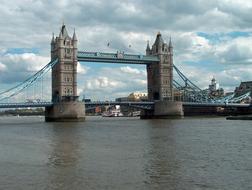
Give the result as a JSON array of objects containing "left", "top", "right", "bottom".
[
  {"left": 45, "top": 24, "right": 184, "bottom": 121},
  {"left": 0, "top": 24, "right": 251, "bottom": 121}
]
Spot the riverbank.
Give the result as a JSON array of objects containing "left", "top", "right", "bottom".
[
  {"left": 226, "top": 115, "right": 252, "bottom": 120},
  {"left": 0, "top": 108, "right": 44, "bottom": 116}
]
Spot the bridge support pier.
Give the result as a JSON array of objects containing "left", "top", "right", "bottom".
[
  {"left": 45, "top": 101, "right": 85, "bottom": 122},
  {"left": 140, "top": 100, "right": 183, "bottom": 119}
]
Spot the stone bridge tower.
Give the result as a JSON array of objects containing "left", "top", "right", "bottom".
[
  {"left": 51, "top": 24, "right": 78, "bottom": 101},
  {"left": 142, "top": 33, "right": 183, "bottom": 118},
  {"left": 146, "top": 32, "right": 173, "bottom": 101},
  {"left": 45, "top": 24, "right": 85, "bottom": 122}
]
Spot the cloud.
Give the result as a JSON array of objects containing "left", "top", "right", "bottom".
[
  {"left": 1, "top": 53, "right": 49, "bottom": 72},
  {"left": 0, "top": 48, "right": 6, "bottom": 55},
  {"left": 77, "top": 87, "right": 84, "bottom": 97},
  {"left": 1, "top": 0, "right": 252, "bottom": 53},
  {"left": 216, "top": 37, "right": 252, "bottom": 64},
  {"left": 0, "top": 53, "right": 50, "bottom": 83},
  {"left": 0, "top": 62, "right": 7, "bottom": 71},
  {"left": 172, "top": 31, "right": 252, "bottom": 67},
  {"left": 85, "top": 76, "right": 123, "bottom": 90},
  {"left": 77, "top": 62, "right": 89, "bottom": 74},
  {"left": 120, "top": 66, "right": 141, "bottom": 74},
  {"left": 77, "top": 65, "right": 147, "bottom": 100},
  {"left": 172, "top": 32, "right": 213, "bottom": 63}
]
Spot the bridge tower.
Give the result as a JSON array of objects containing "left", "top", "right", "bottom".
[
  {"left": 45, "top": 24, "right": 85, "bottom": 122},
  {"left": 146, "top": 32, "right": 174, "bottom": 101},
  {"left": 142, "top": 33, "right": 183, "bottom": 118}
]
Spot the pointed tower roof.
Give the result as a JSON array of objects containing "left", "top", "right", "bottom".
[
  {"left": 59, "top": 24, "right": 69, "bottom": 38},
  {"left": 72, "top": 28, "right": 77, "bottom": 41},
  {"left": 146, "top": 40, "right": 150, "bottom": 51},
  {"left": 51, "top": 33, "right": 55, "bottom": 44},
  {"left": 169, "top": 36, "right": 173, "bottom": 48},
  {"left": 154, "top": 32, "right": 164, "bottom": 46}
]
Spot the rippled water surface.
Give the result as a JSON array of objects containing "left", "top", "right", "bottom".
[{"left": 0, "top": 116, "right": 251, "bottom": 190}]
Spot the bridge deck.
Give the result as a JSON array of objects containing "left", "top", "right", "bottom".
[
  {"left": 77, "top": 51, "right": 159, "bottom": 64},
  {"left": 0, "top": 101, "right": 250, "bottom": 109},
  {"left": 182, "top": 102, "right": 250, "bottom": 107},
  {"left": 0, "top": 102, "right": 53, "bottom": 109}
]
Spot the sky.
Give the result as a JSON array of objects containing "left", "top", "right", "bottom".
[{"left": 1, "top": 0, "right": 252, "bottom": 101}]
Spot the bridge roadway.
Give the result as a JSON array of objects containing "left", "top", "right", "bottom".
[{"left": 0, "top": 101, "right": 250, "bottom": 109}]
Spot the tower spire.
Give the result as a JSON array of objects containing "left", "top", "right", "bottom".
[
  {"left": 51, "top": 32, "right": 55, "bottom": 44},
  {"left": 72, "top": 28, "right": 77, "bottom": 41},
  {"left": 154, "top": 31, "right": 164, "bottom": 45},
  {"left": 168, "top": 36, "right": 173, "bottom": 53},
  {"left": 146, "top": 40, "right": 150, "bottom": 51},
  {"left": 169, "top": 36, "right": 173, "bottom": 48},
  {"left": 59, "top": 23, "right": 69, "bottom": 38}
]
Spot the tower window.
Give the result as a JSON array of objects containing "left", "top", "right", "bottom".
[{"left": 66, "top": 49, "right": 71, "bottom": 54}]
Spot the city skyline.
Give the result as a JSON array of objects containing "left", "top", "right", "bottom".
[{"left": 1, "top": 0, "right": 252, "bottom": 100}]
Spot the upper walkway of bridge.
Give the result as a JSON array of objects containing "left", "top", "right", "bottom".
[{"left": 77, "top": 51, "right": 159, "bottom": 64}]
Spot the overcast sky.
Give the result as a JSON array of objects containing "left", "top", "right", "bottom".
[{"left": 1, "top": 0, "right": 252, "bottom": 101}]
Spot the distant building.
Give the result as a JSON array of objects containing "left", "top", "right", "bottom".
[
  {"left": 209, "top": 78, "right": 218, "bottom": 92},
  {"left": 128, "top": 92, "right": 148, "bottom": 101},
  {"left": 116, "top": 92, "right": 148, "bottom": 102},
  {"left": 116, "top": 97, "right": 129, "bottom": 102},
  {"left": 234, "top": 81, "right": 252, "bottom": 96},
  {"left": 208, "top": 78, "right": 224, "bottom": 97},
  {"left": 115, "top": 92, "right": 148, "bottom": 115}
]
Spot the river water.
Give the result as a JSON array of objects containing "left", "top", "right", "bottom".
[{"left": 0, "top": 116, "right": 251, "bottom": 190}]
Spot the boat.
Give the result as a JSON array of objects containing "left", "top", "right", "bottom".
[
  {"left": 131, "top": 111, "right": 141, "bottom": 117},
  {"left": 102, "top": 109, "right": 123, "bottom": 117}
]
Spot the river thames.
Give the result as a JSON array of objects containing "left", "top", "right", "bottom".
[{"left": 0, "top": 116, "right": 251, "bottom": 190}]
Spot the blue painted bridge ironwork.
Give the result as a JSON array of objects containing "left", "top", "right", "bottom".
[
  {"left": 0, "top": 101, "right": 155, "bottom": 110},
  {"left": 0, "top": 102, "right": 53, "bottom": 109},
  {"left": 77, "top": 51, "right": 159, "bottom": 64},
  {"left": 0, "top": 101, "right": 250, "bottom": 110}
]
